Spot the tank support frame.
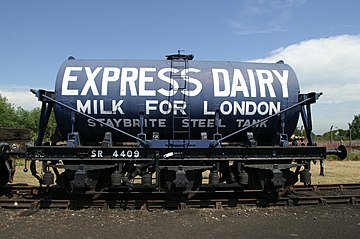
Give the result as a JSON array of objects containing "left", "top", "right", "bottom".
[{"left": 18, "top": 89, "right": 346, "bottom": 193}]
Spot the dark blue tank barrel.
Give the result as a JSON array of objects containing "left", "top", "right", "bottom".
[{"left": 54, "top": 59, "right": 300, "bottom": 145}]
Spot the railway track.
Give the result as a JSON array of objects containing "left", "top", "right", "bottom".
[{"left": 1, "top": 183, "right": 359, "bottom": 210}]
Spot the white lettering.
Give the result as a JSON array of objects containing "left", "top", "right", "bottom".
[
  {"left": 120, "top": 67, "right": 138, "bottom": 96},
  {"left": 112, "top": 100, "right": 124, "bottom": 114},
  {"left": 87, "top": 119, "right": 96, "bottom": 127},
  {"left": 245, "top": 101, "right": 257, "bottom": 115},
  {"left": 139, "top": 68, "right": 156, "bottom": 96},
  {"left": 230, "top": 69, "right": 249, "bottom": 97},
  {"left": 212, "top": 69, "right": 230, "bottom": 97},
  {"left": 233, "top": 101, "right": 245, "bottom": 115},
  {"left": 237, "top": 119, "right": 268, "bottom": 128},
  {"left": 93, "top": 100, "right": 98, "bottom": 114},
  {"left": 247, "top": 69, "right": 257, "bottom": 97},
  {"left": 220, "top": 101, "right": 233, "bottom": 115},
  {"left": 256, "top": 69, "right": 276, "bottom": 98},
  {"left": 81, "top": 67, "right": 101, "bottom": 95},
  {"left": 77, "top": 100, "right": 124, "bottom": 115},
  {"left": 113, "top": 118, "right": 122, "bottom": 127},
  {"left": 218, "top": 101, "right": 281, "bottom": 116},
  {"left": 257, "top": 101, "right": 269, "bottom": 116},
  {"left": 173, "top": 100, "right": 186, "bottom": 115},
  {"left": 99, "top": 100, "right": 112, "bottom": 115},
  {"left": 146, "top": 100, "right": 158, "bottom": 114},
  {"left": 77, "top": 100, "right": 91, "bottom": 114},
  {"left": 157, "top": 68, "right": 179, "bottom": 97},
  {"left": 203, "top": 101, "right": 215, "bottom": 115},
  {"left": 123, "top": 119, "right": 132, "bottom": 127},
  {"left": 181, "top": 68, "right": 202, "bottom": 97},
  {"left": 272, "top": 70, "right": 289, "bottom": 98},
  {"left": 159, "top": 100, "right": 172, "bottom": 115},
  {"left": 62, "top": 67, "right": 82, "bottom": 95},
  {"left": 102, "top": 67, "right": 120, "bottom": 95}
]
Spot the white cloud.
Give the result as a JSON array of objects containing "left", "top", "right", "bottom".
[
  {"left": 251, "top": 35, "right": 360, "bottom": 133},
  {"left": 253, "top": 35, "right": 360, "bottom": 103},
  {"left": 0, "top": 85, "right": 41, "bottom": 110}
]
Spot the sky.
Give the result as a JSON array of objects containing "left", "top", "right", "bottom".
[{"left": 1, "top": 0, "right": 360, "bottom": 134}]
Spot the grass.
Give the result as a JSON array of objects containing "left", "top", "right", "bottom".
[
  {"left": 346, "top": 151, "right": 360, "bottom": 161},
  {"left": 311, "top": 159, "right": 360, "bottom": 184},
  {"left": 326, "top": 150, "right": 360, "bottom": 161}
]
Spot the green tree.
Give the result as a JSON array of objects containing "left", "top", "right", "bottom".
[
  {"left": 350, "top": 115, "right": 360, "bottom": 139},
  {"left": 335, "top": 128, "right": 349, "bottom": 141},
  {"left": 16, "top": 107, "right": 38, "bottom": 132},
  {"left": 16, "top": 107, "right": 57, "bottom": 141},
  {"left": 0, "top": 94, "right": 18, "bottom": 127},
  {"left": 0, "top": 94, "right": 56, "bottom": 141}
]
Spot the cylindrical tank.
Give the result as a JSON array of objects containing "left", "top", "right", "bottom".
[{"left": 54, "top": 59, "right": 300, "bottom": 145}]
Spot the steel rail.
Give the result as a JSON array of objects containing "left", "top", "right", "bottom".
[{"left": 1, "top": 183, "right": 360, "bottom": 209}]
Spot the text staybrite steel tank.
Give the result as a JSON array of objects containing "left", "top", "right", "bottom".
[{"left": 54, "top": 58, "right": 300, "bottom": 145}]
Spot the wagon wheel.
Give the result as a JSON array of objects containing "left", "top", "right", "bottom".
[
  {"left": 160, "top": 168, "right": 202, "bottom": 201},
  {"left": 277, "top": 166, "right": 302, "bottom": 197}
]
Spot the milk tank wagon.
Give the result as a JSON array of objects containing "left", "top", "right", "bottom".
[{"left": 0, "top": 53, "right": 346, "bottom": 197}]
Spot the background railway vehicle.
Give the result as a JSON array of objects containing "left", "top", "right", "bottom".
[{"left": 0, "top": 53, "right": 347, "bottom": 198}]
